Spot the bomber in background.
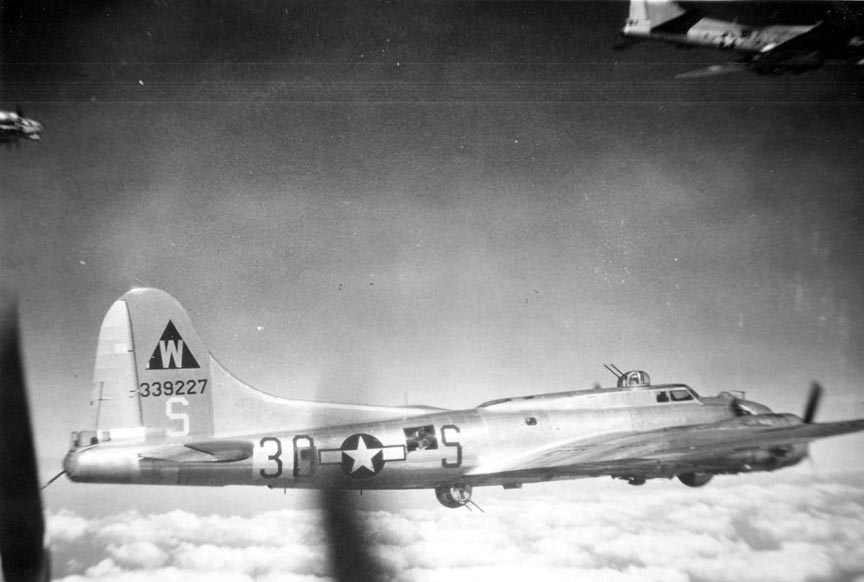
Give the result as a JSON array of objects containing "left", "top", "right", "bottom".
[
  {"left": 0, "top": 108, "right": 43, "bottom": 147},
  {"left": 60, "top": 289, "right": 864, "bottom": 508},
  {"left": 621, "top": 0, "right": 864, "bottom": 77}
]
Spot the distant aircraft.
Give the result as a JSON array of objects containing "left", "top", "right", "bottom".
[
  {"left": 60, "top": 288, "right": 864, "bottom": 508},
  {"left": 0, "top": 108, "right": 43, "bottom": 147},
  {"left": 621, "top": 0, "right": 864, "bottom": 77}
]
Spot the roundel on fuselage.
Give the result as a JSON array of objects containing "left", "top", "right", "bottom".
[{"left": 339, "top": 433, "right": 386, "bottom": 478}]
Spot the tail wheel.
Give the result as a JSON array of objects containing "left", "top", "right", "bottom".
[
  {"left": 678, "top": 472, "right": 713, "bottom": 487},
  {"left": 435, "top": 484, "right": 472, "bottom": 508}
]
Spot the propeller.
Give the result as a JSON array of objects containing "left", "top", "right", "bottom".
[
  {"left": 319, "top": 488, "right": 386, "bottom": 582},
  {"left": 800, "top": 382, "right": 825, "bottom": 473},
  {"left": 0, "top": 294, "right": 51, "bottom": 582},
  {"left": 803, "top": 382, "right": 823, "bottom": 424}
]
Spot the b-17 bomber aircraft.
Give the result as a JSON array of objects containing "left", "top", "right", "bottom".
[
  {"left": 62, "top": 288, "right": 864, "bottom": 508},
  {"left": 621, "top": 0, "right": 864, "bottom": 77},
  {"left": 0, "top": 108, "right": 43, "bottom": 147}
]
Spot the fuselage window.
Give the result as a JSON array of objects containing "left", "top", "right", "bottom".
[
  {"left": 670, "top": 389, "right": 694, "bottom": 402},
  {"left": 656, "top": 391, "right": 669, "bottom": 403},
  {"left": 404, "top": 425, "right": 438, "bottom": 452},
  {"left": 525, "top": 416, "right": 537, "bottom": 426}
]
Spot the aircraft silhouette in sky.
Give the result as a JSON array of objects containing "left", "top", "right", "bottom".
[
  {"left": 620, "top": 0, "right": 864, "bottom": 77},
  {"left": 58, "top": 288, "right": 864, "bottom": 508}
]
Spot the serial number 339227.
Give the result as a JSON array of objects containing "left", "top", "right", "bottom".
[{"left": 138, "top": 379, "right": 207, "bottom": 398}]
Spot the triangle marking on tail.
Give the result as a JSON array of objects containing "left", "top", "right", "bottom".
[{"left": 147, "top": 320, "right": 200, "bottom": 370}]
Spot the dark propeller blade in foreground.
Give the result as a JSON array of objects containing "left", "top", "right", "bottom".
[
  {"left": 0, "top": 296, "right": 50, "bottom": 582},
  {"left": 319, "top": 488, "right": 386, "bottom": 582},
  {"left": 803, "top": 382, "right": 823, "bottom": 424}
]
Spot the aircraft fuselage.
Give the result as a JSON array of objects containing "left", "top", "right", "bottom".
[
  {"left": 64, "top": 383, "right": 801, "bottom": 492},
  {"left": 62, "top": 288, "right": 853, "bottom": 509}
]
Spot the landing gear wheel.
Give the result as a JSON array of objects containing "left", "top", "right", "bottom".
[
  {"left": 678, "top": 472, "right": 713, "bottom": 487},
  {"left": 435, "top": 484, "right": 473, "bottom": 508}
]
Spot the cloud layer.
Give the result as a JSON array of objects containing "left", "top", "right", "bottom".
[{"left": 47, "top": 471, "right": 864, "bottom": 582}]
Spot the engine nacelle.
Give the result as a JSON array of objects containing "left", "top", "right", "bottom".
[
  {"left": 726, "top": 443, "right": 808, "bottom": 472},
  {"left": 678, "top": 472, "right": 713, "bottom": 487}
]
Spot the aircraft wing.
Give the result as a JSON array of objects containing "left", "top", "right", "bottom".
[
  {"left": 467, "top": 417, "right": 864, "bottom": 478},
  {"left": 674, "top": 23, "right": 830, "bottom": 78},
  {"left": 750, "top": 23, "right": 828, "bottom": 67},
  {"left": 139, "top": 440, "right": 253, "bottom": 463}
]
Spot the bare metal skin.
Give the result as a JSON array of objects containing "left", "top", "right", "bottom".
[{"left": 63, "top": 289, "right": 864, "bottom": 508}]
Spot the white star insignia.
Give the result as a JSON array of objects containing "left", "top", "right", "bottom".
[{"left": 344, "top": 436, "right": 381, "bottom": 473}]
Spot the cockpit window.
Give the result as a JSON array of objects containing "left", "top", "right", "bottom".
[
  {"left": 404, "top": 425, "right": 438, "bottom": 452},
  {"left": 670, "top": 389, "right": 694, "bottom": 402},
  {"left": 656, "top": 391, "right": 669, "bottom": 403}
]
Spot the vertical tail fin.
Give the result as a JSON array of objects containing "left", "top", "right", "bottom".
[
  {"left": 90, "top": 288, "right": 213, "bottom": 443},
  {"left": 83, "top": 287, "right": 449, "bottom": 448},
  {"left": 623, "top": 0, "right": 686, "bottom": 37}
]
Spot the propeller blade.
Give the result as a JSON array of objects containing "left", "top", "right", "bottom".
[
  {"left": 803, "top": 382, "right": 823, "bottom": 424},
  {"left": 319, "top": 488, "right": 386, "bottom": 582},
  {"left": 0, "top": 295, "right": 51, "bottom": 582}
]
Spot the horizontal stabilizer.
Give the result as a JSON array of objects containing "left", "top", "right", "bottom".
[{"left": 139, "top": 440, "right": 253, "bottom": 463}]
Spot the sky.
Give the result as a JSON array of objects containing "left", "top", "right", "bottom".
[{"left": 2, "top": 0, "right": 864, "bottom": 580}]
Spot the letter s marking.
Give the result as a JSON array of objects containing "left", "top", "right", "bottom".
[
  {"left": 441, "top": 424, "right": 462, "bottom": 469},
  {"left": 166, "top": 396, "right": 190, "bottom": 436}
]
